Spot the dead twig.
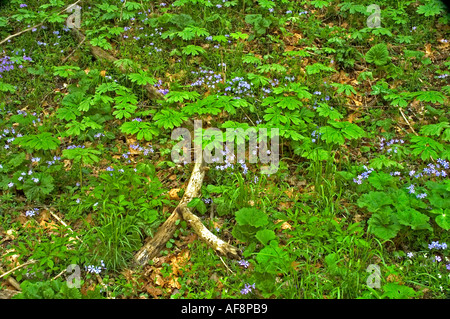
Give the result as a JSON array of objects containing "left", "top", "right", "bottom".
[{"left": 0, "top": 0, "right": 83, "bottom": 46}]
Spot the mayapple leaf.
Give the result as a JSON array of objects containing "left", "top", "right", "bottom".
[
  {"left": 13, "top": 132, "right": 61, "bottom": 151},
  {"left": 365, "top": 43, "right": 390, "bottom": 66}
]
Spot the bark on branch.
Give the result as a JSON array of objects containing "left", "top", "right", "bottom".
[{"left": 133, "top": 153, "right": 240, "bottom": 267}]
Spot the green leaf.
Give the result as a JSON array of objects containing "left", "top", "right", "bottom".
[
  {"left": 257, "top": 63, "right": 287, "bottom": 74},
  {"left": 316, "top": 103, "right": 343, "bottom": 120},
  {"left": 367, "top": 207, "right": 401, "bottom": 240},
  {"left": 435, "top": 213, "right": 450, "bottom": 230},
  {"left": 409, "top": 136, "right": 444, "bottom": 161},
  {"left": 90, "top": 36, "right": 112, "bottom": 50},
  {"left": 235, "top": 207, "right": 268, "bottom": 227},
  {"left": 182, "top": 45, "right": 205, "bottom": 56},
  {"left": 365, "top": 43, "right": 390, "bottom": 66},
  {"left": 13, "top": 132, "right": 61, "bottom": 151},
  {"left": 415, "top": 91, "right": 446, "bottom": 104},
  {"left": 430, "top": 208, "right": 450, "bottom": 230},
  {"left": 357, "top": 191, "right": 393, "bottom": 212},
  {"left": 305, "top": 63, "right": 336, "bottom": 75},
  {"left": 230, "top": 32, "right": 249, "bottom": 40},
  {"left": 381, "top": 283, "right": 419, "bottom": 299},
  {"left": 369, "top": 155, "right": 403, "bottom": 170},
  {"left": 153, "top": 109, "right": 188, "bottom": 129},
  {"left": 165, "top": 90, "right": 200, "bottom": 103},
  {"left": 23, "top": 173, "right": 54, "bottom": 201},
  {"left": 0, "top": 81, "right": 16, "bottom": 93},
  {"left": 255, "top": 229, "right": 276, "bottom": 245},
  {"left": 397, "top": 208, "right": 431, "bottom": 230},
  {"left": 187, "top": 198, "right": 207, "bottom": 214},
  {"left": 276, "top": 97, "right": 303, "bottom": 110},
  {"left": 242, "top": 54, "right": 262, "bottom": 65},
  {"left": 416, "top": 0, "right": 445, "bottom": 17},
  {"left": 120, "top": 121, "right": 159, "bottom": 141},
  {"left": 420, "top": 122, "right": 449, "bottom": 136},
  {"left": 128, "top": 70, "right": 157, "bottom": 86},
  {"left": 62, "top": 147, "right": 101, "bottom": 165},
  {"left": 255, "top": 241, "right": 289, "bottom": 274},
  {"left": 53, "top": 65, "right": 80, "bottom": 78},
  {"left": 368, "top": 172, "right": 394, "bottom": 190}
]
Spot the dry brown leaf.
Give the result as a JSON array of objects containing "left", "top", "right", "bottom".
[
  {"left": 146, "top": 285, "right": 163, "bottom": 298},
  {"left": 4, "top": 249, "right": 20, "bottom": 267},
  {"left": 5, "top": 229, "right": 18, "bottom": 240},
  {"left": 424, "top": 43, "right": 432, "bottom": 57},
  {"left": 63, "top": 159, "right": 72, "bottom": 171},
  {"left": 169, "top": 188, "right": 181, "bottom": 200},
  {"left": 281, "top": 221, "right": 293, "bottom": 230},
  {"left": 291, "top": 261, "right": 300, "bottom": 271},
  {"left": 168, "top": 277, "right": 181, "bottom": 289},
  {"left": 387, "top": 274, "right": 402, "bottom": 283},
  {"left": 85, "top": 213, "right": 93, "bottom": 225},
  {"left": 278, "top": 201, "right": 292, "bottom": 210},
  {"left": 155, "top": 274, "right": 165, "bottom": 287}
]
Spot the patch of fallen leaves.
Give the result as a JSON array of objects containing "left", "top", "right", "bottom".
[{"left": 141, "top": 249, "right": 192, "bottom": 298}]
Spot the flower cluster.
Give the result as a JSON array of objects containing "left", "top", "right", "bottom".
[
  {"left": 240, "top": 283, "right": 256, "bottom": 295},
  {"left": 238, "top": 259, "right": 249, "bottom": 268},
  {"left": 202, "top": 198, "right": 212, "bottom": 204},
  {"left": 46, "top": 155, "right": 61, "bottom": 167},
  {"left": 154, "top": 79, "right": 169, "bottom": 95},
  {"left": 190, "top": 67, "right": 223, "bottom": 90},
  {"left": 407, "top": 183, "right": 425, "bottom": 198},
  {"left": 379, "top": 137, "right": 404, "bottom": 153},
  {"left": 25, "top": 208, "right": 39, "bottom": 217},
  {"left": 311, "top": 130, "right": 323, "bottom": 143},
  {"left": 65, "top": 144, "right": 85, "bottom": 150},
  {"left": 428, "top": 241, "right": 448, "bottom": 250},
  {"left": 353, "top": 165, "right": 374, "bottom": 185},
  {"left": 421, "top": 161, "right": 448, "bottom": 178},
  {"left": 0, "top": 55, "right": 14, "bottom": 78},
  {"left": 223, "top": 77, "right": 255, "bottom": 98},
  {"left": 85, "top": 260, "right": 106, "bottom": 274},
  {"left": 129, "top": 142, "right": 154, "bottom": 156}
]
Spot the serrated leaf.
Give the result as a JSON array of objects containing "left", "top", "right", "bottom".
[
  {"left": 357, "top": 191, "right": 393, "bottom": 212},
  {"left": 235, "top": 207, "right": 268, "bottom": 227},
  {"left": 256, "top": 229, "right": 276, "bottom": 245},
  {"left": 397, "top": 208, "right": 430, "bottom": 230}
]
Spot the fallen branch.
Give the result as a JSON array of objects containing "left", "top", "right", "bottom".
[
  {"left": 179, "top": 205, "right": 240, "bottom": 259},
  {"left": 0, "top": 259, "right": 36, "bottom": 280},
  {"left": 133, "top": 152, "right": 240, "bottom": 267},
  {"left": 399, "top": 107, "right": 418, "bottom": 136},
  {"left": 0, "top": 0, "right": 83, "bottom": 46}
]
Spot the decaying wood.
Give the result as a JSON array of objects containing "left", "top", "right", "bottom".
[
  {"left": 133, "top": 152, "right": 240, "bottom": 267},
  {"left": 0, "top": 289, "right": 19, "bottom": 299},
  {"left": 0, "top": 265, "right": 21, "bottom": 291},
  {"left": 179, "top": 205, "right": 240, "bottom": 259},
  {"left": 70, "top": 28, "right": 164, "bottom": 100}
]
